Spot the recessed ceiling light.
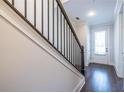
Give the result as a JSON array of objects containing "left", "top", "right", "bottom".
[
  {"left": 88, "top": 11, "right": 96, "bottom": 17},
  {"left": 76, "top": 17, "right": 80, "bottom": 20}
]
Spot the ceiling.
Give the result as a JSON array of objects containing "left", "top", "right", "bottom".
[{"left": 63, "top": 0, "right": 117, "bottom": 25}]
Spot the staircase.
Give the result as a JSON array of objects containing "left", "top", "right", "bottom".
[
  {"left": 2, "top": 0, "right": 85, "bottom": 74},
  {"left": 0, "top": 0, "right": 85, "bottom": 91}
]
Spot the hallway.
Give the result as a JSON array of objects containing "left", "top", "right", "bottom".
[
  {"left": 0, "top": 0, "right": 124, "bottom": 92},
  {"left": 81, "top": 63, "right": 123, "bottom": 92}
]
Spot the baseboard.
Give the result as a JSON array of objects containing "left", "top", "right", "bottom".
[
  {"left": 90, "top": 61, "right": 113, "bottom": 66},
  {"left": 73, "top": 78, "right": 85, "bottom": 92},
  {"left": 113, "top": 65, "right": 123, "bottom": 78}
]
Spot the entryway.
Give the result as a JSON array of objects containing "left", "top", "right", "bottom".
[{"left": 90, "top": 26, "right": 110, "bottom": 65}]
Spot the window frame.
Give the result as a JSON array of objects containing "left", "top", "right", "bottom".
[{"left": 94, "top": 30, "right": 106, "bottom": 55}]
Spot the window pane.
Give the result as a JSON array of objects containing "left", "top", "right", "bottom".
[{"left": 95, "top": 31, "right": 106, "bottom": 55}]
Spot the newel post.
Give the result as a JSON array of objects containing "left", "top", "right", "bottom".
[{"left": 81, "top": 46, "right": 85, "bottom": 75}]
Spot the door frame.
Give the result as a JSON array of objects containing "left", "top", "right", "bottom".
[{"left": 90, "top": 25, "right": 111, "bottom": 65}]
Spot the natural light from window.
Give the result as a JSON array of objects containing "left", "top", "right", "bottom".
[{"left": 95, "top": 31, "right": 106, "bottom": 55}]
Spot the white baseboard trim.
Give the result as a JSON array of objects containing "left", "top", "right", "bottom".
[
  {"left": 113, "top": 65, "right": 123, "bottom": 78},
  {"left": 90, "top": 61, "right": 113, "bottom": 66},
  {"left": 73, "top": 78, "right": 85, "bottom": 92}
]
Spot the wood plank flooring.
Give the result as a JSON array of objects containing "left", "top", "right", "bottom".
[{"left": 81, "top": 63, "right": 124, "bottom": 92}]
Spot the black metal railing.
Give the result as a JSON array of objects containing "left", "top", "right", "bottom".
[{"left": 3, "top": 0, "right": 85, "bottom": 74}]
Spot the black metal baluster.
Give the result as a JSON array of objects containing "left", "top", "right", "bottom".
[
  {"left": 77, "top": 44, "right": 79, "bottom": 69},
  {"left": 64, "top": 18, "right": 65, "bottom": 56},
  {"left": 77, "top": 47, "right": 78, "bottom": 69},
  {"left": 34, "top": 0, "right": 36, "bottom": 27},
  {"left": 48, "top": 0, "right": 50, "bottom": 40},
  {"left": 66, "top": 23, "right": 68, "bottom": 59},
  {"left": 73, "top": 35, "right": 75, "bottom": 66},
  {"left": 53, "top": 0, "right": 54, "bottom": 45},
  {"left": 79, "top": 47, "right": 81, "bottom": 71},
  {"left": 70, "top": 32, "right": 72, "bottom": 63},
  {"left": 61, "top": 12, "right": 62, "bottom": 53},
  {"left": 69, "top": 28, "right": 70, "bottom": 61},
  {"left": 79, "top": 46, "right": 81, "bottom": 70},
  {"left": 75, "top": 41, "right": 76, "bottom": 68},
  {"left": 12, "top": 0, "right": 14, "bottom": 6},
  {"left": 72, "top": 34, "right": 74, "bottom": 65},
  {"left": 77, "top": 45, "right": 79, "bottom": 70},
  {"left": 71, "top": 32, "right": 73, "bottom": 63},
  {"left": 42, "top": 0, "right": 44, "bottom": 34},
  {"left": 71, "top": 33, "right": 74, "bottom": 64},
  {"left": 62, "top": 14, "right": 64, "bottom": 55},
  {"left": 75, "top": 40, "right": 77, "bottom": 67},
  {"left": 25, "top": 0, "right": 27, "bottom": 18},
  {"left": 57, "top": 5, "right": 59, "bottom": 49},
  {"left": 78, "top": 46, "right": 80, "bottom": 70},
  {"left": 75, "top": 41, "right": 78, "bottom": 69}
]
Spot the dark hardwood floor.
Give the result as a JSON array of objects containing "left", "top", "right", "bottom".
[{"left": 81, "top": 63, "right": 124, "bottom": 92}]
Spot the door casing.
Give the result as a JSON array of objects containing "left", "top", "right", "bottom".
[{"left": 90, "top": 26, "right": 111, "bottom": 65}]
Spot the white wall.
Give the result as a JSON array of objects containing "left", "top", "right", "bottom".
[
  {"left": 114, "top": 0, "right": 124, "bottom": 78},
  {"left": 75, "top": 23, "right": 90, "bottom": 66},
  {"left": 0, "top": 1, "right": 85, "bottom": 92}
]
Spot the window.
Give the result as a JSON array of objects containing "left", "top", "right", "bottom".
[{"left": 94, "top": 31, "right": 106, "bottom": 55}]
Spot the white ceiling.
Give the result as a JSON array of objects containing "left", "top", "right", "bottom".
[{"left": 63, "top": 0, "right": 117, "bottom": 25}]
